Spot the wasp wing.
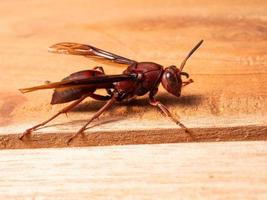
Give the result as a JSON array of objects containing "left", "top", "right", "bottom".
[
  {"left": 19, "top": 73, "right": 137, "bottom": 93},
  {"left": 49, "top": 42, "right": 137, "bottom": 65}
]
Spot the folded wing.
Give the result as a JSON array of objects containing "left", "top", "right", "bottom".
[
  {"left": 49, "top": 42, "right": 137, "bottom": 65},
  {"left": 19, "top": 73, "right": 137, "bottom": 93}
]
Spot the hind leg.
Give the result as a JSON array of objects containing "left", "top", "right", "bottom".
[{"left": 19, "top": 95, "right": 88, "bottom": 140}]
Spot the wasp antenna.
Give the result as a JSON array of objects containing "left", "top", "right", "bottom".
[{"left": 180, "top": 40, "right": 203, "bottom": 71}]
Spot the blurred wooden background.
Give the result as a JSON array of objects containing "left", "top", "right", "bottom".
[{"left": 0, "top": 0, "right": 266, "bottom": 199}]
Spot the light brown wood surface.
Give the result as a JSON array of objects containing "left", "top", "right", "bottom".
[
  {"left": 0, "top": 0, "right": 267, "bottom": 148},
  {"left": 0, "top": 141, "right": 267, "bottom": 199}
]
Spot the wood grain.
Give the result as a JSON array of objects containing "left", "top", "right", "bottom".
[
  {"left": 0, "top": 142, "right": 267, "bottom": 199},
  {"left": 0, "top": 0, "right": 267, "bottom": 149}
]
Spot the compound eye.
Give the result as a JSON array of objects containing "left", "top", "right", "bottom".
[
  {"left": 161, "top": 68, "right": 182, "bottom": 97},
  {"left": 165, "top": 71, "right": 177, "bottom": 86}
]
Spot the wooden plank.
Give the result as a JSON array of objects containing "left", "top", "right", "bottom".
[
  {"left": 0, "top": 141, "right": 267, "bottom": 199},
  {"left": 1, "top": 123, "right": 266, "bottom": 149},
  {"left": 0, "top": 0, "right": 267, "bottom": 149}
]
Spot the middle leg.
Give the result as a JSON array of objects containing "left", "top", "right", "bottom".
[{"left": 67, "top": 96, "right": 116, "bottom": 144}]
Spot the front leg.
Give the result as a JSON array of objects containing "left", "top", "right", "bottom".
[
  {"left": 149, "top": 90, "right": 190, "bottom": 133},
  {"left": 182, "top": 78, "right": 193, "bottom": 87}
]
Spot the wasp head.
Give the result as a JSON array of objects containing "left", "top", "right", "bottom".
[{"left": 161, "top": 40, "right": 203, "bottom": 97}]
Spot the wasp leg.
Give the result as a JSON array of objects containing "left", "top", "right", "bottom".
[
  {"left": 182, "top": 79, "right": 193, "bottom": 87},
  {"left": 93, "top": 66, "right": 105, "bottom": 73},
  {"left": 149, "top": 91, "right": 193, "bottom": 138},
  {"left": 67, "top": 96, "right": 116, "bottom": 144},
  {"left": 19, "top": 95, "right": 88, "bottom": 140},
  {"left": 149, "top": 98, "right": 189, "bottom": 131},
  {"left": 92, "top": 67, "right": 113, "bottom": 95},
  {"left": 88, "top": 93, "right": 112, "bottom": 121},
  {"left": 88, "top": 93, "right": 111, "bottom": 101}
]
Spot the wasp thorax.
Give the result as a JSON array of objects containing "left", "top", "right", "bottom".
[{"left": 161, "top": 66, "right": 182, "bottom": 97}]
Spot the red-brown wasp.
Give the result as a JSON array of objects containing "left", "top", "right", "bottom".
[{"left": 19, "top": 40, "right": 203, "bottom": 143}]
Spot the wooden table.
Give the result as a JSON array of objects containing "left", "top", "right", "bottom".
[
  {"left": 0, "top": 0, "right": 266, "bottom": 199},
  {"left": 1, "top": 142, "right": 267, "bottom": 199}
]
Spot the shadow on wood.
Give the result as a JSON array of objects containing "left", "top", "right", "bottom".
[{"left": 71, "top": 94, "right": 204, "bottom": 112}]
